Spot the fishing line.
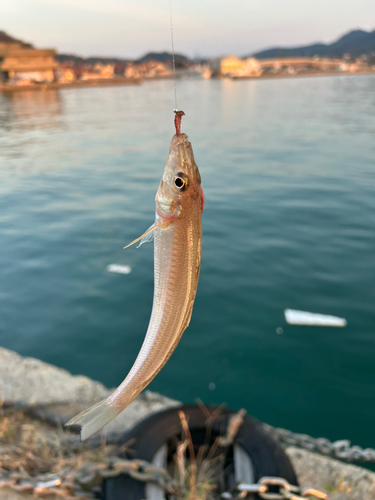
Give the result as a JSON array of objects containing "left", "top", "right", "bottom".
[{"left": 169, "top": 0, "right": 178, "bottom": 111}]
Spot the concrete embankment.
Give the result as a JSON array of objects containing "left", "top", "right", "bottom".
[
  {"left": 0, "top": 346, "right": 374, "bottom": 499},
  {"left": 0, "top": 346, "right": 178, "bottom": 434}
]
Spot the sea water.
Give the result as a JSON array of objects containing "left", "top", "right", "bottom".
[{"left": 0, "top": 75, "right": 374, "bottom": 448}]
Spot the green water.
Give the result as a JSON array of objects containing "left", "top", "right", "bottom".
[{"left": 0, "top": 75, "right": 374, "bottom": 449}]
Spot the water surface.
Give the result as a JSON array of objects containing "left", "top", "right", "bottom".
[{"left": 0, "top": 75, "right": 374, "bottom": 449}]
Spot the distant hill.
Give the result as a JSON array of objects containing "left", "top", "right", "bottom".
[
  {"left": 135, "top": 52, "right": 190, "bottom": 66},
  {"left": 252, "top": 29, "right": 375, "bottom": 59},
  {"left": 55, "top": 54, "right": 131, "bottom": 66},
  {"left": 55, "top": 51, "right": 190, "bottom": 67},
  {"left": 0, "top": 30, "right": 33, "bottom": 48}
]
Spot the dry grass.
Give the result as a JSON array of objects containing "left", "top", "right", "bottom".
[
  {"left": 0, "top": 410, "right": 116, "bottom": 498},
  {"left": 0, "top": 407, "right": 245, "bottom": 500},
  {"left": 0, "top": 411, "right": 113, "bottom": 472},
  {"left": 170, "top": 409, "right": 241, "bottom": 500}
]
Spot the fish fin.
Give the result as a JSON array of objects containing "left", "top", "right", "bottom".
[
  {"left": 65, "top": 398, "right": 120, "bottom": 441},
  {"left": 124, "top": 220, "right": 170, "bottom": 249},
  {"left": 136, "top": 227, "right": 155, "bottom": 248},
  {"left": 200, "top": 186, "right": 205, "bottom": 213}
]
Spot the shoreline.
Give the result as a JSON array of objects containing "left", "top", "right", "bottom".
[
  {"left": 0, "top": 77, "right": 141, "bottom": 93},
  {"left": 0, "top": 345, "right": 374, "bottom": 499},
  {"left": 231, "top": 69, "right": 375, "bottom": 81},
  {"left": 1, "top": 70, "right": 374, "bottom": 93}
]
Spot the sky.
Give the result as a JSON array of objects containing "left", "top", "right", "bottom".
[{"left": 1, "top": 0, "right": 375, "bottom": 59}]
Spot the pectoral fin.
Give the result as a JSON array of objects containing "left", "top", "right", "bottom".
[{"left": 124, "top": 220, "right": 170, "bottom": 249}]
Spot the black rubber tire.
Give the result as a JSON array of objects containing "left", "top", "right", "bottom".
[{"left": 103, "top": 405, "right": 297, "bottom": 500}]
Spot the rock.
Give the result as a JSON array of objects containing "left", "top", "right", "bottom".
[
  {"left": 0, "top": 346, "right": 179, "bottom": 436},
  {"left": 0, "top": 346, "right": 109, "bottom": 405},
  {"left": 286, "top": 446, "right": 375, "bottom": 500}
]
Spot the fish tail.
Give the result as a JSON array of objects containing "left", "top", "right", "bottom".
[{"left": 65, "top": 398, "right": 120, "bottom": 441}]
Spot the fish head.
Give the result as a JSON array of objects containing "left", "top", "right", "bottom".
[{"left": 156, "top": 133, "right": 203, "bottom": 220}]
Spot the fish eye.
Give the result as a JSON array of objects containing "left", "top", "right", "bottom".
[
  {"left": 175, "top": 177, "right": 185, "bottom": 188},
  {"left": 174, "top": 172, "right": 188, "bottom": 191}
]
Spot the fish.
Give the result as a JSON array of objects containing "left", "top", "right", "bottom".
[{"left": 66, "top": 111, "right": 204, "bottom": 440}]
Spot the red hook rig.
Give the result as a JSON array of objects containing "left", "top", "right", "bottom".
[{"left": 174, "top": 110, "right": 185, "bottom": 136}]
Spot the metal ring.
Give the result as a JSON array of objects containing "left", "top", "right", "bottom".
[{"left": 258, "top": 476, "right": 291, "bottom": 500}]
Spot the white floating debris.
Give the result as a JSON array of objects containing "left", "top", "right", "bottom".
[
  {"left": 107, "top": 264, "right": 132, "bottom": 275},
  {"left": 209, "top": 382, "right": 216, "bottom": 391},
  {"left": 284, "top": 309, "right": 347, "bottom": 327},
  {"left": 276, "top": 327, "right": 283, "bottom": 334}
]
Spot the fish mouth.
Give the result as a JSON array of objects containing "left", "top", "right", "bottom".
[
  {"left": 169, "top": 133, "right": 197, "bottom": 170},
  {"left": 169, "top": 132, "right": 190, "bottom": 152}
]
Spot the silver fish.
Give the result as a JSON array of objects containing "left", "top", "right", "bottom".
[{"left": 66, "top": 112, "right": 204, "bottom": 440}]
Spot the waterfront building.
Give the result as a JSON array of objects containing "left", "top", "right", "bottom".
[
  {"left": 0, "top": 36, "right": 58, "bottom": 84},
  {"left": 57, "top": 65, "right": 76, "bottom": 83},
  {"left": 124, "top": 63, "right": 141, "bottom": 79},
  {"left": 219, "top": 55, "right": 245, "bottom": 76},
  {"left": 124, "top": 60, "right": 171, "bottom": 79},
  {"left": 240, "top": 57, "right": 262, "bottom": 77},
  {"left": 209, "top": 55, "right": 262, "bottom": 78}
]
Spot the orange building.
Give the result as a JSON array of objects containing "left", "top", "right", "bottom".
[{"left": 0, "top": 35, "right": 58, "bottom": 84}]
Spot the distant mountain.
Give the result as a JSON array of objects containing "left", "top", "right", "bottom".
[
  {"left": 252, "top": 29, "right": 375, "bottom": 59},
  {"left": 0, "top": 30, "right": 33, "bottom": 48},
  {"left": 135, "top": 52, "right": 190, "bottom": 66}
]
